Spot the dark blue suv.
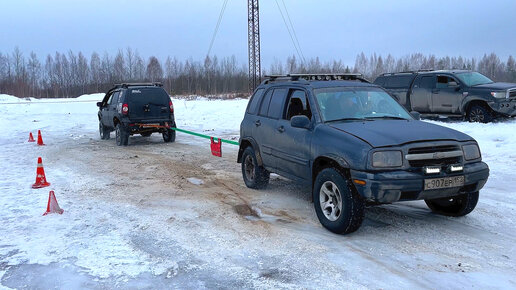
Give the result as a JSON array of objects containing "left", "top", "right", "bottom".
[{"left": 238, "top": 74, "right": 489, "bottom": 234}]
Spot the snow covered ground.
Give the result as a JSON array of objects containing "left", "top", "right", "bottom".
[{"left": 0, "top": 93, "right": 515, "bottom": 289}]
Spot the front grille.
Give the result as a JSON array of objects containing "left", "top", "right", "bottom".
[
  {"left": 408, "top": 145, "right": 458, "bottom": 155},
  {"left": 407, "top": 145, "right": 462, "bottom": 167},
  {"left": 509, "top": 90, "right": 516, "bottom": 98}
]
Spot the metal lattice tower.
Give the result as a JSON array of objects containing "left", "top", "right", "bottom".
[{"left": 248, "top": 0, "right": 261, "bottom": 93}]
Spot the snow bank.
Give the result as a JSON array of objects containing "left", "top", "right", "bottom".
[{"left": 0, "top": 94, "right": 24, "bottom": 103}]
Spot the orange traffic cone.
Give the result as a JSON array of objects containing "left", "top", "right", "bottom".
[
  {"left": 28, "top": 132, "right": 35, "bottom": 142},
  {"left": 37, "top": 130, "right": 45, "bottom": 146},
  {"left": 43, "top": 191, "right": 64, "bottom": 216},
  {"left": 32, "top": 157, "right": 50, "bottom": 189}
]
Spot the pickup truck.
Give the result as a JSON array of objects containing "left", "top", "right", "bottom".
[{"left": 374, "top": 70, "right": 516, "bottom": 122}]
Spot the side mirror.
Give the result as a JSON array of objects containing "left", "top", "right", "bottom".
[
  {"left": 410, "top": 111, "right": 421, "bottom": 120},
  {"left": 96, "top": 102, "right": 103, "bottom": 107},
  {"left": 291, "top": 115, "right": 311, "bottom": 129}
]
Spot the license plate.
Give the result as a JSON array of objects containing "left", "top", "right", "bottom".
[{"left": 424, "top": 176, "right": 465, "bottom": 190}]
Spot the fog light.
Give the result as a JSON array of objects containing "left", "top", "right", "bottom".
[
  {"left": 425, "top": 167, "right": 441, "bottom": 174},
  {"left": 450, "top": 165, "right": 463, "bottom": 172}
]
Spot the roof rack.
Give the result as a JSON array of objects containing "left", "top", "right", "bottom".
[
  {"left": 263, "top": 73, "right": 370, "bottom": 84},
  {"left": 113, "top": 82, "right": 163, "bottom": 89}
]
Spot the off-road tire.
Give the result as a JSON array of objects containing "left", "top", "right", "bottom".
[
  {"left": 162, "top": 128, "right": 176, "bottom": 143},
  {"left": 99, "top": 122, "right": 110, "bottom": 140},
  {"left": 468, "top": 105, "right": 493, "bottom": 123},
  {"left": 115, "top": 123, "right": 129, "bottom": 146},
  {"left": 313, "top": 168, "right": 365, "bottom": 234},
  {"left": 241, "top": 146, "right": 269, "bottom": 189},
  {"left": 425, "top": 191, "right": 479, "bottom": 217}
]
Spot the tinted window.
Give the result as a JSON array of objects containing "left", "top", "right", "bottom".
[
  {"left": 259, "top": 89, "right": 273, "bottom": 116},
  {"left": 436, "top": 75, "right": 457, "bottom": 89},
  {"left": 285, "top": 89, "right": 312, "bottom": 120},
  {"left": 418, "top": 76, "right": 434, "bottom": 89},
  {"left": 374, "top": 76, "right": 385, "bottom": 86},
  {"left": 127, "top": 88, "right": 169, "bottom": 106},
  {"left": 247, "top": 88, "right": 264, "bottom": 115},
  {"left": 384, "top": 75, "right": 414, "bottom": 88},
  {"left": 267, "top": 89, "right": 287, "bottom": 119},
  {"left": 110, "top": 92, "right": 119, "bottom": 105}
]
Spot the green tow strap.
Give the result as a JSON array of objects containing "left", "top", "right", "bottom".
[{"left": 170, "top": 127, "right": 240, "bottom": 146}]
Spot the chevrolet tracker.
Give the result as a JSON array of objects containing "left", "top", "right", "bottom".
[{"left": 238, "top": 74, "right": 490, "bottom": 234}]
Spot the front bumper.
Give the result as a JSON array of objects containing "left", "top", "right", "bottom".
[
  {"left": 350, "top": 161, "right": 489, "bottom": 203},
  {"left": 488, "top": 100, "right": 516, "bottom": 117}
]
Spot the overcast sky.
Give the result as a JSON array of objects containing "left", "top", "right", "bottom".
[{"left": 2, "top": 0, "right": 515, "bottom": 67}]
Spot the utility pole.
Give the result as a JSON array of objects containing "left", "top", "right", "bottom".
[{"left": 248, "top": 0, "right": 261, "bottom": 93}]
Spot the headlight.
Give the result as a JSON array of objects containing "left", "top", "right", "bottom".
[
  {"left": 491, "top": 91, "right": 507, "bottom": 99},
  {"left": 462, "top": 144, "right": 481, "bottom": 161},
  {"left": 372, "top": 151, "right": 402, "bottom": 167}
]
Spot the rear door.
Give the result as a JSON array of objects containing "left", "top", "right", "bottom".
[
  {"left": 273, "top": 88, "right": 313, "bottom": 180},
  {"left": 106, "top": 91, "right": 119, "bottom": 127},
  {"left": 410, "top": 75, "right": 434, "bottom": 113},
  {"left": 432, "top": 75, "right": 462, "bottom": 113},
  {"left": 254, "top": 88, "right": 287, "bottom": 170},
  {"left": 127, "top": 88, "right": 170, "bottom": 121}
]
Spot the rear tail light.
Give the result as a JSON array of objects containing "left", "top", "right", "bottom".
[
  {"left": 169, "top": 100, "right": 174, "bottom": 113},
  {"left": 122, "top": 103, "right": 129, "bottom": 115}
]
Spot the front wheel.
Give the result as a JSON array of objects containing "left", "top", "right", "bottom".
[
  {"left": 241, "top": 146, "right": 269, "bottom": 189},
  {"left": 99, "top": 122, "right": 110, "bottom": 140},
  {"left": 468, "top": 105, "right": 493, "bottom": 123},
  {"left": 425, "top": 191, "right": 479, "bottom": 217},
  {"left": 115, "top": 123, "right": 129, "bottom": 146},
  {"left": 313, "top": 168, "right": 364, "bottom": 234},
  {"left": 162, "top": 128, "right": 176, "bottom": 143}
]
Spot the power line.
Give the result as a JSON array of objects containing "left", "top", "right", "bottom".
[
  {"left": 275, "top": 0, "right": 304, "bottom": 65},
  {"left": 207, "top": 0, "right": 230, "bottom": 57},
  {"left": 281, "top": 0, "right": 306, "bottom": 64}
]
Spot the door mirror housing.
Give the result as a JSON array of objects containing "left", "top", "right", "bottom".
[
  {"left": 291, "top": 115, "right": 311, "bottom": 129},
  {"left": 410, "top": 111, "right": 421, "bottom": 120},
  {"left": 96, "top": 102, "right": 103, "bottom": 107}
]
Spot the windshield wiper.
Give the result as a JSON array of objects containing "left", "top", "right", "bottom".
[
  {"left": 326, "top": 117, "right": 373, "bottom": 123},
  {"left": 366, "top": 116, "right": 409, "bottom": 120}
]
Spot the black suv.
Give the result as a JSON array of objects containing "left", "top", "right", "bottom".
[
  {"left": 238, "top": 74, "right": 489, "bottom": 234},
  {"left": 374, "top": 70, "right": 516, "bottom": 122},
  {"left": 97, "top": 83, "right": 176, "bottom": 146}
]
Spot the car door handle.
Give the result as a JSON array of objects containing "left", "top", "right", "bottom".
[
  {"left": 277, "top": 126, "right": 285, "bottom": 133},
  {"left": 254, "top": 120, "right": 261, "bottom": 127}
]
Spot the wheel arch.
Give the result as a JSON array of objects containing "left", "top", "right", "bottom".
[
  {"left": 238, "top": 137, "right": 263, "bottom": 165},
  {"left": 312, "top": 155, "right": 351, "bottom": 187}
]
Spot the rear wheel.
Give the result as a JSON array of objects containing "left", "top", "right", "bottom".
[
  {"left": 425, "top": 191, "right": 479, "bottom": 217},
  {"left": 99, "top": 122, "right": 110, "bottom": 140},
  {"left": 241, "top": 146, "right": 269, "bottom": 189},
  {"left": 468, "top": 105, "right": 493, "bottom": 123},
  {"left": 313, "top": 168, "right": 364, "bottom": 234},
  {"left": 163, "top": 128, "right": 176, "bottom": 143},
  {"left": 115, "top": 123, "right": 129, "bottom": 146}
]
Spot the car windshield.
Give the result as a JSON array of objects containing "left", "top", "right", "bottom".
[
  {"left": 314, "top": 87, "right": 413, "bottom": 122},
  {"left": 455, "top": 72, "right": 494, "bottom": 86}
]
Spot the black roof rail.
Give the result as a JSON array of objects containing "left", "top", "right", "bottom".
[
  {"left": 263, "top": 73, "right": 370, "bottom": 84},
  {"left": 379, "top": 69, "right": 435, "bottom": 77},
  {"left": 113, "top": 82, "right": 163, "bottom": 88}
]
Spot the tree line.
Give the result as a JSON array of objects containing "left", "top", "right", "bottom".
[{"left": 1, "top": 47, "right": 515, "bottom": 98}]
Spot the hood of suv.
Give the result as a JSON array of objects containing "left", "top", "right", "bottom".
[
  {"left": 472, "top": 82, "right": 516, "bottom": 90},
  {"left": 328, "top": 120, "right": 473, "bottom": 148}
]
